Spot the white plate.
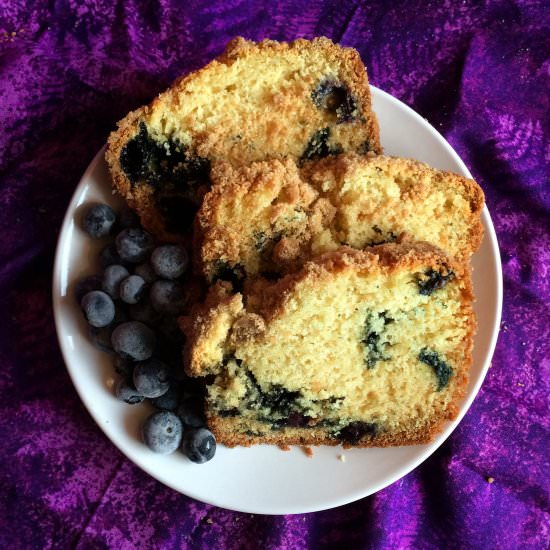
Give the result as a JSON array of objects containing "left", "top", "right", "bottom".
[{"left": 53, "top": 86, "right": 503, "bottom": 515}]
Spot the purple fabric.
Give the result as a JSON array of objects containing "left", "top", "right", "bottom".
[{"left": 1, "top": 1, "right": 548, "bottom": 547}]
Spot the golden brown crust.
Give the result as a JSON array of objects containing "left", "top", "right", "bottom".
[
  {"left": 105, "top": 37, "right": 381, "bottom": 241},
  {"left": 207, "top": 412, "right": 452, "bottom": 448}
]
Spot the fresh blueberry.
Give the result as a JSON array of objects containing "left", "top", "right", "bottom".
[
  {"left": 128, "top": 300, "right": 162, "bottom": 325},
  {"left": 115, "top": 378, "right": 144, "bottom": 405},
  {"left": 111, "top": 321, "right": 156, "bottom": 361},
  {"left": 102, "top": 264, "right": 130, "bottom": 299},
  {"left": 134, "top": 263, "right": 157, "bottom": 284},
  {"left": 119, "top": 275, "right": 146, "bottom": 304},
  {"left": 151, "top": 245, "right": 189, "bottom": 280},
  {"left": 100, "top": 243, "right": 125, "bottom": 268},
  {"left": 113, "top": 355, "right": 134, "bottom": 378},
  {"left": 88, "top": 326, "right": 114, "bottom": 354},
  {"left": 81, "top": 290, "right": 115, "bottom": 328},
  {"left": 133, "top": 358, "right": 170, "bottom": 398},
  {"left": 117, "top": 207, "right": 140, "bottom": 229},
  {"left": 177, "top": 396, "right": 206, "bottom": 429},
  {"left": 150, "top": 280, "right": 187, "bottom": 315},
  {"left": 115, "top": 228, "right": 155, "bottom": 263},
  {"left": 182, "top": 428, "right": 216, "bottom": 463},
  {"left": 83, "top": 204, "right": 116, "bottom": 238},
  {"left": 142, "top": 411, "right": 183, "bottom": 454},
  {"left": 74, "top": 274, "right": 102, "bottom": 303},
  {"left": 151, "top": 382, "right": 181, "bottom": 411}
]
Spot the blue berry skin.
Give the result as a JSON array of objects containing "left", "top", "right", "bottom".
[
  {"left": 88, "top": 326, "right": 115, "bottom": 354},
  {"left": 115, "top": 378, "right": 144, "bottom": 405},
  {"left": 102, "top": 264, "right": 130, "bottom": 299},
  {"left": 83, "top": 204, "right": 116, "bottom": 238},
  {"left": 117, "top": 207, "right": 140, "bottom": 229},
  {"left": 100, "top": 243, "right": 126, "bottom": 269},
  {"left": 151, "top": 245, "right": 189, "bottom": 280},
  {"left": 150, "top": 280, "right": 187, "bottom": 315},
  {"left": 74, "top": 274, "right": 102, "bottom": 303},
  {"left": 81, "top": 290, "right": 116, "bottom": 328},
  {"left": 120, "top": 275, "right": 146, "bottom": 304},
  {"left": 177, "top": 397, "right": 206, "bottom": 429},
  {"left": 113, "top": 355, "right": 134, "bottom": 378},
  {"left": 151, "top": 382, "right": 181, "bottom": 411},
  {"left": 133, "top": 358, "right": 170, "bottom": 398},
  {"left": 115, "top": 228, "right": 155, "bottom": 263},
  {"left": 134, "top": 263, "right": 157, "bottom": 284},
  {"left": 111, "top": 321, "right": 156, "bottom": 361},
  {"left": 142, "top": 411, "right": 183, "bottom": 454},
  {"left": 182, "top": 428, "right": 216, "bottom": 463}
]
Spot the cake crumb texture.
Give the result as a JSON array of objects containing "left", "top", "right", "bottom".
[
  {"left": 106, "top": 37, "right": 381, "bottom": 241},
  {"left": 180, "top": 242, "right": 475, "bottom": 447},
  {"left": 196, "top": 153, "right": 484, "bottom": 281}
]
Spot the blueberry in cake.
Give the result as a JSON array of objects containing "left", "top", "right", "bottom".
[
  {"left": 106, "top": 37, "right": 382, "bottom": 240},
  {"left": 195, "top": 154, "right": 484, "bottom": 282},
  {"left": 179, "top": 242, "right": 475, "bottom": 447}
]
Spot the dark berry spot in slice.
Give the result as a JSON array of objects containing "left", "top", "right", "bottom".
[
  {"left": 300, "top": 128, "right": 342, "bottom": 165},
  {"left": 284, "top": 412, "right": 311, "bottom": 428},
  {"left": 367, "top": 226, "right": 398, "bottom": 246},
  {"left": 120, "top": 123, "right": 165, "bottom": 185},
  {"left": 172, "top": 156, "right": 211, "bottom": 190},
  {"left": 119, "top": 123, "right": 211, "bottom": 204},
  {"left": 361, "top": 311, "right": 391, "bottom": 369},
  {"left": 156, "top": 194, "right": 199, "bottom": 235},
  {"left": 336, "top": 421, "right": 378, "bottom": 444},
  {"left": 218, "top": 408, "right": 240, "bottom": 417},
  {"left": 311, "top": 80, "right": 360, "bottom": 123},
  {"left": 260, "top": 385, "right": 302, "bottom": 417},
  {"left": 417, "top": 268, "right": 455, "bottom": 295},
  {"left": 211, "top": 260, "right": 246, "bottom": 292},
  {"left": 419, "top": 348, "right": 453, "bottom": 390},
  {"left": 357, "top": 140, "right": 374, "bottom": 154}
]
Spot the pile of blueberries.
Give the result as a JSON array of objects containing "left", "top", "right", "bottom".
[{"left": 76, "top": 203, "right": 215, "bottom": 463}]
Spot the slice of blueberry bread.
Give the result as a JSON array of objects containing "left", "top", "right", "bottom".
[
  {"left": 179, "top": 242, "right": 475, "bottom": 448},
  {"left": 195, "top": 154, "right": 484, "bottom": 283},
  {"left": 106, "top": 37, "right": 382, "bottom": 241}
]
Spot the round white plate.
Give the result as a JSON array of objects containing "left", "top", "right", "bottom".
[{"left": 53, "top": 86, "right": 503, "bottom": 515}]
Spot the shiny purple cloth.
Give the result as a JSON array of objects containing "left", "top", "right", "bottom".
[{"left": 1, "top": 1, "right": 548, "bottom": 547}]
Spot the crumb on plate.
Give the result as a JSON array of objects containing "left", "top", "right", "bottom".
[{"left": 301, "top": 446, "right": 314, "bottom": 458}]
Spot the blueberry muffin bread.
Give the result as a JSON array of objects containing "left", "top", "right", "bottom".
[
  {"left": 106, "top": 37, "right": 382, "bottom": 241},
  {"left": 179, "top": 242, "right": 475, "bottom": 447},
  {"left": 195, "top": 154, "right": 484, "bottom": 283}
]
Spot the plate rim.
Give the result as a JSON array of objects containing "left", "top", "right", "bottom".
[{"left": 52, "top": 85, "right": 503, "bottom": 514}]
